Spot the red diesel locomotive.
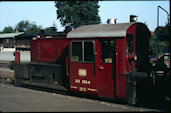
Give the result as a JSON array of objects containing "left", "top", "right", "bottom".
[{"left": 14, "top": 22, "right": 153, "bottom": 105}]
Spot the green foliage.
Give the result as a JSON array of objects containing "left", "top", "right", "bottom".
[
  {"left": 1, "top": 20, "right": 57, "bottom": 34},
  {"left": 25, "top": 24, "right": 42, "bottom": 34},
  {"left": 150, "top": 23, "right": 170, "bottom": 55},
  {"left": 44, "top": 22, "right": 57, "bottom": 33},
  {"left": 15, "top": 20, "right": 42, "bottom": 33},
  {"left": 55, "top": 1, "right": 101, "bottom": 27},
  {"left": 1, "top": 26, "right": 15, "bottom": 33},
  {"left": 44, "top": 27, "right": 52, "bottom": 33},
  {"left": 16, "top": 20, "right": 30, "bottom": 32},
  {"left": 149, "top": 33, "right": 157, "bottom": 55}
]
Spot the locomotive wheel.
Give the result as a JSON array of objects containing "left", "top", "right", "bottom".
[{"left": 14, "top": 78, "right": 23, "bottom": 87}]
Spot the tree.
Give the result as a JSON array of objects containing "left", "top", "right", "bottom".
[
  {"left": 55, "top": 1, "right": 101, "bottom": 28},
  {"left": 150, "top": 23, "right": 170, "bottom": 55},
  {"left": 25, "top": 23, "right": 42, "bottom": 34},
  {"left": 15, "top": 20, "right": 42, "bottom": 33},
  {"left": 15, "top": 20, "right": 31, "bottom": 32},
  {"left": 44, "top": 22, "right": 58, "bottom": 33},
  {"left": 2, "top": 26, "right": 15, "bottom": 33},
  {"left": 44, "top": 27, "right": 52, "bottom": 33}
]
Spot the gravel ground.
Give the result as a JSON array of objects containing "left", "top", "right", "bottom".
[{"left": 0, "top": 80, "right": 161, "bottom": 112}]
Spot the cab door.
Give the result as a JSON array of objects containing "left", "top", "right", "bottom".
[
  {"left": 69, "top": 40, "right": 98, "bottom": 95},
  {"left": 98, "top": 39, "right": 116, "bottom": 98}
]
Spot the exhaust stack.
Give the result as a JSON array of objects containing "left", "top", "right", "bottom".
[
  {"left": 130, "top": 15, "right": 138, "bottom": 22},
  {"left": 107, "top": 18, "right": 117, "bottom": 24}
]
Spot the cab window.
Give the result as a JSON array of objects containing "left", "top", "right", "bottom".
[
  {"left": 84, "top": 42, "right": 94, "bottom": 62},
  {"left": 71, "top": 42, "right": 82, "bottom": 62},
  {"left": 71, "top": 41, "right": 94, "bottom": 62},
  {"left": 101, "top": 40, "right": 115, "bottom": 63},
  {"left": 126, "top": 34, "right": 134, "bottom": 54}
]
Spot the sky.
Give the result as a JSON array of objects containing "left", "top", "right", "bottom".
[{"left": 0, "top": 1, "right": 170, "bottom": 32}]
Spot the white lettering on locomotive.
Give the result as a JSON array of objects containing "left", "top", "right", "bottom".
[
  {"left": 70, "top": 86, "right": 78, "bottom": 89},
  {"left": 87, "top": 88, "right": 97, "bottom": 92},
  {"left": 82, "top": 80, "right": 91, "bottom": 84},
  {"left": 79, "top": 87, "right": 86, "bottom": 92},
  {"left": 75, "top": 79, "right": 80, "bottom": 83}
]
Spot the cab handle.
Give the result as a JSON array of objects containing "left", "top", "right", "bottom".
[
  {"left": 66, "top": 56, "right": 69, "bottom": 76},
  {"left": 99, "top": 65, "right": 104, "bottom": 71}
]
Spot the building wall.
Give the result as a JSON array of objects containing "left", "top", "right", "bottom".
[
  {"left": 3, "top": 38, "right": 15, "bottom": 48},
  {"left": 15, "top": 38, "right": 32, "bottom": 51}
]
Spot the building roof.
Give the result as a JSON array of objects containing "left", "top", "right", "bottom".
[
  {"left": 15, "top": 32, "right": 66, "bottom": 39},
  {"left": 67, "top": 22, "right": 139, "bottom": 38},
  {"left": 150, "top": 31, "right": 154, "bottom": 36},
  {"left": 0, "top": 32, "right": 24, "bottom": 39},
  {"left": 15, "top": 33, "right": 38, "bottom": 39}
]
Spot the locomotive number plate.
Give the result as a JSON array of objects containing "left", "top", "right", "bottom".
[{"left": 78, "top": 69, "right": 87, "bottom": 77}]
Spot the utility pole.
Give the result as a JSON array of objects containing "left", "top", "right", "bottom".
[{"left": 156, "top": 6, "right": 169, "bottom": 62}]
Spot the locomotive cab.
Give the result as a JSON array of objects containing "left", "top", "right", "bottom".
[{"left": 67, "top": 22, "right": 151, "bottom": 105}]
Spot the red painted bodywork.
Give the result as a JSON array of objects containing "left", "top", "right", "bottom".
[
  {"left": 68, "top": 39, "right": 98, "bottom": 95},
  {"left": 115, "top": 24, "right": 137, "bottom": 99},
  {"left": 30, "top": 36, "right": 70, "bottom": 63}
]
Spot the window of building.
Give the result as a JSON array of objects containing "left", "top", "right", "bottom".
[
  {"left": 0, "top": 40, "right": 3, "bottom": 44},
  {"left": 6, "top": 39, "right": 9, "bottom": 43}
]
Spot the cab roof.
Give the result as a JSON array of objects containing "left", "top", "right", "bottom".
[{"left": 67, "top": 22, "right": 140, "bottom": 38}]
